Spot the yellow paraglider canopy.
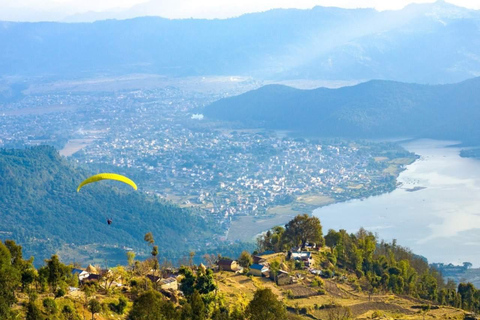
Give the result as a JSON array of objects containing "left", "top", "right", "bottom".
[{"left": 77, "top": 173, "right": 137, "bottom": 192}]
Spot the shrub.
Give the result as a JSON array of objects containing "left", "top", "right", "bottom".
[
  {"left": 294, "top": 260, "right": 303, "bottom": 270},
  {"left": 322, "top": 269, "right": 333, "bottom": 278},
  {"left": 42, "top": 298, "right": 57, "bottom": 315},
  {"left": 284, "top": 289, "right": 294, "bottom": 299},
  {"left": 55, "top": 288, "right": 66, "bottom": 298},
  {"left": 371, "top": 310, "right": 383, "bottom": 318},
  {"left": 355, "top": 269, "right": 364, "bottom": 279},
  {"left": 109, "top": 296, "right": 128, "bottom": 314}
]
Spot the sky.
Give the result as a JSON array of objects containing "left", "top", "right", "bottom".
[{"left": 0, "top": 0, "right": 479, "bottom": 21}]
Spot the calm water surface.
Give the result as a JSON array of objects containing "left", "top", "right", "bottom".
[{"left": 314, "top": 139, "right": 480, "bottom": 266}]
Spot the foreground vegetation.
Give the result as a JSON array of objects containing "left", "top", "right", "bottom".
[{"left": 1, "top": 214, "right": 479, "bottom": 319}]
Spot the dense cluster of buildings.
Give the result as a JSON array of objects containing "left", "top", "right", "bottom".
[
  {"left": 1, "top": 87, "right": 410, "bottom": 220},
  {"left": 76, "top": 123, "right": 401, "bottom": 216}
]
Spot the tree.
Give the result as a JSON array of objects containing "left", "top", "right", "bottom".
[
  {"left": 128, "top": 290, "right": 170, "bottom": 320},
  {"left": 189, "top": 290, "right": 206, "bottom": 320},
  {"left": 195, "top": 268, "right": 216, "bottom": 295},
  {"left": 238, "top": 251, "right": 253, "bottom": 268},
  {"left": 283, "top": 214, "right": 324, "bottom": 250},
  {"left": 152, "top": 246, "right": 159, "bottom": 259},
  {"left": 103, "top": 268, "right": 122, "bottom": 292},
  {"left": 109, "top": 296, "right": 128, "bottom": 314},
  {"left": 179, "top": 266, "right": 196, "bottom": 297},
  {"left": 0, "top": 241, "right": 20, "bottom": 319},
  {"left": 26, "top": 301, "right": 44, "bottom": 320},
  {"left": 418, "top": 272, "right": 438, "bottom": 301},
  {"left": 127, "top": 251, "right": 136, "bottom": 269},
  {"left": 212, "top": 307, "right": 230, "bottom": 320},
  {"left": 189, "top": 251, "right": 196, "bottom": 267},
  {"left": 181, "top": 302, "right": 193, "bottom": 320},
  {"left": 151, "top": 245, "right": 160, "bottom": 277},
  {"left": 126, "top": 251, "right": 136, "bottom": 281},
  {"left": 325, "top": 229, "right": 342, "bottom": 250},
  {"left": 44, "top": 255, "right": 70, "bottom": 293},
  {"left": 257, "top": 226, "right": 285, "bottom": 252},
  {"left": 245, "top": 288, "right": 287, "bottom": 320},
  {"left": 62, "top": 305, "right": 78, "bottom": 320},
  {"left": 463, "top": 262, "right": 473, "bottom": 270},
  {"left": 43, "top": 298, "right": 57, "bottom": 316},
  {"left": 144, "top": 232, "right": 155, "bottom": 246},
  {"left": 4, "top": 240, "right": 26, "bottom": 270},
  {"left": 88, "top": 299, "right": 101, "bottom": 320},
  {"left": 202, "top": 254, "right": 218, "bottom": 267},
  {"left": 458, "top": 282, "right": 476, "bottom": 310},
  {"left": 21, "top": 268, "right": 36, "bottom": 291}
]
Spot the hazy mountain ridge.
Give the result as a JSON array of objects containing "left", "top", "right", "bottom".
[
  {"left": 1, "top": 1, "right": 480, "bottom": 83},
  {"left": 203, "top": 77, "right": 480, "bottom": 142}
]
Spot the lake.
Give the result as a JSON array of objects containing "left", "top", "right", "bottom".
[{"left": 314, "top": 139, "right": 480, "bottom": 266}]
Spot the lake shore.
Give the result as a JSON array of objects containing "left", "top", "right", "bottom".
[
  {"left": 227, "top": 151, "right": 416, "bottom": 242},
  {"left": 314, "top": 139, "right": 480, "bottom": 266}
]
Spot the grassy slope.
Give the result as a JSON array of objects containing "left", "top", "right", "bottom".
[{"left": 216, "top": 251, "right": 467, "bottom": 320}]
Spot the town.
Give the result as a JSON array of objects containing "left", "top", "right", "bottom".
[{"left": 0, "top": 84, "right": 416, "bottom": 223}]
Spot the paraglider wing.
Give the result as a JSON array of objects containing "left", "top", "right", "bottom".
[{"left": 77, "top": 173, "right": 138, "bottom": 192}]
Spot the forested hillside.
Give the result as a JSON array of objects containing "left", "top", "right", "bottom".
[
  {"left": 204, "top": 77, "right": 480, "bottom": 143},
  {"left": 0, "top": 146, "right": 220, "bottom": 264}
]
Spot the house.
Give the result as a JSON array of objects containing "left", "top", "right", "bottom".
[
  {"left": 269, "top": 269, "right": 293, "bottom": 285},
  {"left": 218, "top": 259, "right": 239, "bottom": 272},
  {"left": 249, "top": 264, "right": 269, "bottom": 277},
  {"left": 147, "top": 274, "right": 161, "bottom": 283},
  {"left": 304, "top": 242, "right": 317, "bottom": 250},
  {"left": 252, "top": 255, "right": 267, "bottom": 265},
  {"left": 71, "top": 268, "right": 84, "bottom": 275},
  {"left": 160, "top": 277, "right": 178, "bottom": 291},
  {"left": 86, "top": 264, "right": 98, "bottom": 274},
  {"left": 146, "top": 275, "right": 178, "bottom": 291},
  {"left": 72, "top": 268, "right": 90, "bottom": 283},
  {"left": 290, "top": 252, "right": 315, "bottom": 267},
  {"left": 276, "top": 270, "right": 293, "bottom": 286},
  {"left": 83, "top": 274, "right": 101, "bottom": 282}
]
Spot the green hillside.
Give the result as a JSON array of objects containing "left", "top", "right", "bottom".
[{"left": 0, "top": 146, "right": 220, "bottom": 265}]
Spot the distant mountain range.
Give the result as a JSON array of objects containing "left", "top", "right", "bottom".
[
  {"left": 203, "top": 76, "right": 480, "bottom": 142},
  {"left": 1, "top": 1, "right": 480, "bottom": 83},
  {"left": 0, "top": 146, "right": 219, "bottom": 265}
]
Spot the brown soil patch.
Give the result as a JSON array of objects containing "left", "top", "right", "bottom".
[
  {"left": 324, "top": 280, "right": 349, "bottom": 299},
  {"left": 283, "top": 284, "right": 319, "bottom": 298},
  {"left": 350, "top": 301, "right": 415, "bottom": 316}
]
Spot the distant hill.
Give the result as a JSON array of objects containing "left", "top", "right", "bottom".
[
  {"left": 0, "top": 146, "right": 220, "bottom": 264},
  {"left": 1, "top": 1, "right": 480, "bottom": 83},
  {"left": 203, "top": 77, "right": 480, "bottom": 142}
]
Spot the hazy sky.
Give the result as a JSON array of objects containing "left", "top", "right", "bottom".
[{"left": 1, "top": 0, "right": 479, "bottom": 21}]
